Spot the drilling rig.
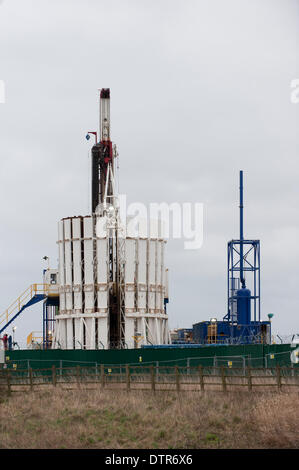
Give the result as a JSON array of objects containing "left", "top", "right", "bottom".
[
  {"left": 87, "top": 88, "right": 125, "bottom": 348},
  {"left": 52, "top": 89, "right": 170, "bottom": 350}
]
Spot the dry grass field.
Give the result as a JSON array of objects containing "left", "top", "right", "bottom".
[{"left": 0, "top": 388, "right": 298, "bottom": 449}]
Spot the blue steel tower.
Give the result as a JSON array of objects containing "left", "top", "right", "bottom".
[
  {"left": 193, "top": 171, "right": 270, "bottom": 345},
  {"left": 191, "top": 171, "right": 271, "bottom": 344},
  {"left": 224, "top": 171, "right": 262, "bottom": 340}
]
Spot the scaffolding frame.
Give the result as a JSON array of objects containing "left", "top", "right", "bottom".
[{"left": 225, "top": 239, "right": 261, "bottom": 323}]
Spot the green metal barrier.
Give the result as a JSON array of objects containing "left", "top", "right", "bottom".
[{"left": 3, "top": 343, "right": 296, "bottom": 372}]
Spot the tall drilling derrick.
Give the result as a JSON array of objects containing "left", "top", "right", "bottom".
[
  {"left": 53, "top": 89, "right": 170, "bottom": 350},
  {"left": 91, "top": 88, "right": 125, "bottom": 348},
  {"left": 91, "top": 88, "right": 113, "bottom": 213}
]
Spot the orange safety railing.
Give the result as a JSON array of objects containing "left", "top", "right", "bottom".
[
  {"left": 0, "top": 284, "right": 49, "bottom": 328},
  {"left": 27, "top": 331, "right": 43, "bottom": 347}
]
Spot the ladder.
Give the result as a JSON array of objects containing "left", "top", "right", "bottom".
[{"left": 0, "top": 284, "right": 49, "bottom": 334}]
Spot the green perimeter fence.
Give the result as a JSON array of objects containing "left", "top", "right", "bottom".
[
  {"left": 3, "top": 343, "right": 297, "bottom": 373},
  {"left": 1, "top": 364, "right": 299, "bottom": 394}
]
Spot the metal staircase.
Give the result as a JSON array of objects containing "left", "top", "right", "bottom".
[{"left": 0, "top": 284, "right": 48, "bottom": 334}]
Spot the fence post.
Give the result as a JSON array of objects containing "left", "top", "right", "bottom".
[
  {"left": 100, "top": 364, "right": 105, "bottom": 389},
  {"left": 276, "top": 365, "right": 282, "bottom": 391},
  {"left": 7, "top": 369, "right": 11, "bottom": 396},
  {"left": 175, "top": 365, "right": 180, "bottom": 392},
  {"left": 126, "top": 365, "right": 130, "bottom": 391},
  {"left": 247, "top": 366, "right": 252, "bottom": 392},
  {"left": 187, "top": 358, "right": 190, "bottom": 376},
  {"left": 213, "top": 356, "right": 216, "bottom": 375},
  {"left": 221, "top": 366, "right": 227, "bottom": 392},
  {"left": 76, "top": 365, "right": 81, "bottom": 389},
  {"left": 151, "top": 365, "right": 155, "bottom": 392},
  {"left": 29, "top": 367, "right": 33, "bottom": 391},
  {"left": 199, "top": 365, "right": 204, "bottom": 391},
  {"left": 52, "top": 365, "right": 57, "bottom": 387}
]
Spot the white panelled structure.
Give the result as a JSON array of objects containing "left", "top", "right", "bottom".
[
  {"left": 52, "top": 214, "right": 170, "bottom": 349},
  {"left": 51, "top": 89, "right": 170, "bottom": 350}
]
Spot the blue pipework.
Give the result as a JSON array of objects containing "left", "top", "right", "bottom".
[
  {"left": 235, "top": 170, "right": 251, "bottom": 325},
  {"left": 42, "top": 297, "right": 58, "bottom": 349},
  {"left": 218, "top": 171, "right": 269, "bottom": 344},
  {"left": 239, "top": 170, "right": 245, "bottom": 288}
]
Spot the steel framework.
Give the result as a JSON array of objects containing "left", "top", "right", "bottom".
[
  {"left": 43, "top": 297, "right": 58, "bottom": 349},
  {"left": 225, "top": 239, "right": 261, "bottom": 323}
]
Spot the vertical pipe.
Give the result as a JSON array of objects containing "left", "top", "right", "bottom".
[
  {"left": 231, "top": 244, "right": 234, "bottom": 321},
  {"left": 42, "top": 301, "right": 45, "bottom": 350},
  {"left": 239, "top": 170, "right": 245, "bottom": 288},
  {"left": 45, "top": 303, "right": 48, "bottom": 349},
  {"left": 227, "top": 243, "right": 230, "bottom": 320},
  {"left": 254, "top": 244, "right": 257, "bottom": 323},
  {"left": 258, "top": 244, "right": 261, "bottom": 322}
]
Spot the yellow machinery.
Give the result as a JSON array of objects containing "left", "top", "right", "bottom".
[
  {"left": 207, "top": 322, "right": 217, "bottom": 344},
  {"left": 27, "top": 331, "right": 43, "bottom": 349}
]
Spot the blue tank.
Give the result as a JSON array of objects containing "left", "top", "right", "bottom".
[{"left": 236, "top": 287, "right": 251, "bottom": 325}]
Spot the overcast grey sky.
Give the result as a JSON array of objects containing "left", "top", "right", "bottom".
[{"left": 0, "top": 0, "right": 298, "bottom": 347}]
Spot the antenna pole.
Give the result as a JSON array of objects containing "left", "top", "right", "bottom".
[{"left": 239, "top": 170, "right": 245, "bottom": 288}]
